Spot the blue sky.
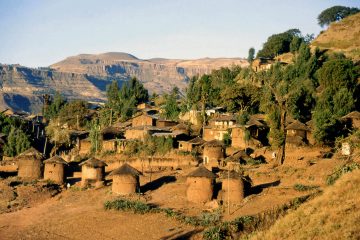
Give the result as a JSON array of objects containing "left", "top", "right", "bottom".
[{"left": 0, "top": 0, "right": 359, "bottom": 67}]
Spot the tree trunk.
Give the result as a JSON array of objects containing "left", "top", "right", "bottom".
[{"left": 277, "top": 107, "right": 287, "bottom": 165}]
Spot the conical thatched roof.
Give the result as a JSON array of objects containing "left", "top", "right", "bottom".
[
  {"left": 341, "top": 111, "right": 360, "bottom": 120},
  {"left": 187, "top": 166, "right": 217, "bottom": 179},
  {"left": 43, "top": 156, "right": 68, "bottom": 165},
  {"left": 188, "top": 136, "right": 206, "bottom": 145},
  {"left": 101, "top": 126, "right": 122, "bottom": 135},
  {"left": 171, "top": 122, "right": 188, "bottom": 131},
  {"left": 17, "top": 147, "right": 43, "bottom": 160},
  {"left": 225, "top": 150, "right": 252, "bottom": 163},
  {"left": 221, "top": 170, "right": 243, "bottom": 179},
  {"left": 109, "top": 163, "right": 142, "bottom": 176},
  {"left": 203, "top": 140, "right": 224, "bottom": 147},
  {"left": 246, "top": 118, "right": 266, "bottom": 128},
  {"left": 286, "top": 120, "right": 310, "bottom": 131},
  {"left": 79, "top": 157, "right": 107, "bottom": 167}
]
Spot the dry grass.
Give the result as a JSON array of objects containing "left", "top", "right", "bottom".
[
  {"left": 251, "top": 169, "right": 360, "bottom": 240},
  {"left": 311, "top": 12, "right": 360, "bottom": 61}
]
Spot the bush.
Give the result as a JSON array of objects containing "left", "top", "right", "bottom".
[
  {"left": 104, "top": 198, "right": 156, "bottom": 214},
  {"left": 326, "top": 162, "right": 360, "bottom": 185},
  {"left": 293, "top": 184, "right": 320, "bottom": 191},
  {"left": 203, "top": 226, "right": 225, "bottom": 240}
]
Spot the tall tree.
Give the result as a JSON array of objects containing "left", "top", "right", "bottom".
[
  {"left": 3, "top": 127, "right": 31, "bottom": 157},
  {"left": 247, "top": 47, "right": 255, "bottom": 63},
  {"left": 257, "top": 29, "right": 303, "bottom": 58},
  {"left": 318, "top": 6, "right": 360, "bottom": 27}
]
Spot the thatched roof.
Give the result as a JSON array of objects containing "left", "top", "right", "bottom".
[
  {"left": 286, "top": 120, "right": 310, "bottom": 131},
  {"left": 221, "top": 170, "right": 243, "bottom": 179},
  {"left": 109, "top": 163, "right": 142, "bottom": 176},
  {"left": 188, "top": 136, "right": 206, "bottom": 145},
  {"left": 306, "top": 120, "right": 314, "bottom": 130},
  {"left": 171, "top": 123, "right": 188, "bottom": 131},
  {"left": 210, "top": 115, "right": 236, "bottom": 122},
  {"left": 43, "top": 156, "right": 68, "bottom": 165},
  {"left": 203, "top": 140, "right": 224, "bottom": 147},
  {"left": 225, "top": 150, "right": 254, "bottom": 163},
  {"left": 341, "top": 111, "right": 360, "bottom": 120},
  {"left": 17, "top": 147, "right": 43, "bottom": 160},
  {"left": 187, "top": 166, "right": 217, "bottom": 179},
  {"left": 101, "top": 126, "right": 122, "bottom": 135},
  {"left": 79, "top": 157, "right": 107, "bottom": 167},
  {"left": 246, "top": 118, "right": 266, "bottom": 128}
]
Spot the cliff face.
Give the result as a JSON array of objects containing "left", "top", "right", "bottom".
[
  {"left": 0, "top": 65, "right": 107, "bottom": 113},
  {"left": 0, "top": 52, "right": 249, "bottom": 113},
  {"left": 51, "top": 52, "right": 249, "bottom": 93}
]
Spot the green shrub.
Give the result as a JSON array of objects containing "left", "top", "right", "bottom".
[
  {"left": 203, "top": 226, "right": 225, "bottom": 240},
  {"left": 326, "top": 162, "right": 360, "bottom": 185},
  {"left": 293, "top": 184, "right": 319, "bottom": 191},
  {"left": 104, "top": 198, "right": 155, "bottom": 214}
]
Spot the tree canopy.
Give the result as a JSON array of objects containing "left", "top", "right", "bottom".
[
  {"left": 257, "top": 29, "right": 304, "bottom": 58},
  {"left": 318, "top": 6, "right": 360, "bottom": 27},
  {"left": 101, "top": 77, "right": 149, "bottom": 126}
]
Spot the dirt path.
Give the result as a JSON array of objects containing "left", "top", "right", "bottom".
[{"left": 0, "top": 188, "right": 200, "bottom": 240}]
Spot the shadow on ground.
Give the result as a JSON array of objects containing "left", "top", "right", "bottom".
[
  {"left": 141, "top": 176, "right": 177, "bottom": 192},
  {"left": 251, "top": 180, "right": 281, "bottom": 195},
  {"left": 160, "top": 229, "right": 203, "bottom": 240}
]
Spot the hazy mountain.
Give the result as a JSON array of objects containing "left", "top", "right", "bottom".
[{"left": 0, "top": 52, "right": 248, "bottom": 113}]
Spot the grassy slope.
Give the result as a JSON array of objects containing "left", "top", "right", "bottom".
[
  {"left": 311, "top": 12, "right": 360, "bottom": 61},
  {"left": 251, "top": 169, "right": 360, "bottom": 240}
]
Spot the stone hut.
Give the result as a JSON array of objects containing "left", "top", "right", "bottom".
[
  {"left": 171, "top": 123, "right": 190, "bottom": 135},
  {"left": 179, "top": 136, "right": 205, "bottom": 152},
  {"left": 109, "top": 163, "right": 142, "bottom": 195},
  {"left": 102, "top": 139, "right": 118, "bottom": 152},
  {"left": 221, "top": 171, "right": 245, "bottom": 204},
  {"left": 286, "top": 120, "right": 310, "bottom": 138},
  {"left": 203, "top": 140, "right": 224, "bottom": 169},
  {"left": 137, "top": 103, "right": 152, "bottom": 110},
  {"left": 203, "top": 126, "right": 229, "bottom": 141},
  {"left": 286, "top": 120, "right": 310, "bottom": 146},
  {"left": 156, "top": 119, "right": 177, "bottom": 128},
  {"left": 101, "top": 126, "right": 122, "bottom": 140},
  {"left": 78, "top": 138, "right": 92, "bottom": 156},
  {"left": 131, "top": 113, "right": 156, "bottom": 127},
  {"left": 341, "top": 111, "right": 360, "bottom": 130},
  {"left": 186, "top": 166, "right": 217, "bottom": 203},
  {"left": 208, "top": 115, "right": 236, "bottom": 129},
  {"left": 251, "top": 57, "right": 275, "bottom": 72},
  {"left": 17, "top": 147, "right": 44, "bottom": 180},
  {"left": 79, "top": 157, "right": 107, "bottom": 187},
  {"left": 43, "top": 155, "right": 68, "bottom": 184}
]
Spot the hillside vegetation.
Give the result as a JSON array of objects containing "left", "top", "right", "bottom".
[
  {"left": 312, "top": 12, "right": 360, "bottom": 61},
  {"left": 252, "top": 168, "right": 360, "bottom": 240}
]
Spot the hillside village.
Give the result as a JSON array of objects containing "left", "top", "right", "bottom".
[{"left": 0, "top": 6, "right": 360, "bottom": 240}]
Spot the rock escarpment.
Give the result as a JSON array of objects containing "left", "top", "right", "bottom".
[{"left": 0, "top": 52, "right": 249, "bottom": 113}]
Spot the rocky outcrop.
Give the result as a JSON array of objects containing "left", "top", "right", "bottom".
[
  {"left": 0, "top": 65, "right": 107, "bottom": 113},
  {"left": 0, "top": 52, "right": 249, "bottom": 113}
]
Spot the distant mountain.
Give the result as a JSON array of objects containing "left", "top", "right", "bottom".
[
  {"left": 311, "top": 12, "right": 360, "bottom": 61},
  {"left": 0, "top": 52, "right": 248, "bottom": 113}
]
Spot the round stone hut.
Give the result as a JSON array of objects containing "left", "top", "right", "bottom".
[
  {"left": 203, "top": 140, "right": 224, "bottom": 169},
  {"left": 17, "top": 147, "right": 44, "bottom": 180},
  {"left": 221, "top": 170, "right": 245, "bottom": 204},
  {"left": 43, "top": 155, "right": 68, "bottom": 184},
  {"left": 79, "top": 157, "right": 107, "bottom": 187},
  {"left": 186, "top": 166, "right": 217, "bottom": 203},
  {"left": 109, "top": 163, "right": 142, "bottom": 195}
]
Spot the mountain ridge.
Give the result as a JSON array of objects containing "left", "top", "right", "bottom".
[{"left": 0, "top": 52, "right": 248, "bottom": 113}]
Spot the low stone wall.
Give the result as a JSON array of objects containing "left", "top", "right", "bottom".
[{"left": 106, "top": 155, "right": 198, "bottom": 172}]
